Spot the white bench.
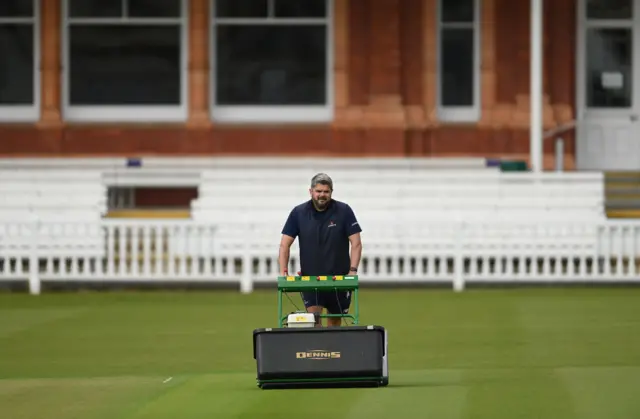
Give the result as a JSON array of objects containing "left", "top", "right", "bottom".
[
  {"left": 198, "top": 181, "right": 603, "bottom": 193},
  {"left": 198, "top": 169, "right": 598, "bottom": 180},
  {"left": 191, "top": 194, "right": 606, "bottom": 213},
  {"left": 198, "top": 169, "right": 499, "bottom": 184},
  {"left": 0, "top": 222, "right": 105, "bottom": 258},
  {"left": 197, "top": 173, "right": 604, "bottom": 188},
  {"left": 0, "top": 194, "right": 107, "bottom": 206},
  {"left": 0, "top": 182, "right": 104, "bottom": 191},
  {"left": 0, "top": 170, "right": 108, "bottom": 257},
  {"left": 0, "top": 156, "right": 491, "bottom": 169},
  {"left": 0, "top": 157, "right": 493, "bottom": 188},
  {"left": 192, "top": 171, "right": 605, "bottom": 227},
  {"left": 0, "top": 169, "right": 103, "bottom": 180},
  {"left": 195, "top": 171, "right": 604, "bottom": 196},
  {"left": 165, "top": 219, "right": 604, "bottom": 262}
]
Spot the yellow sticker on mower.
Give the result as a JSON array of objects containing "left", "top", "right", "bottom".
[
  {"left": 301, "top": 276, "right": 310, "bottom": 281},
  {"left": 286, "top": 276, "right": 296, "bottom": 281}
]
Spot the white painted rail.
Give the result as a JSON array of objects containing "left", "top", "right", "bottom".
[{"left": 2, "top": 219, "right": 640, "bottom": 295}]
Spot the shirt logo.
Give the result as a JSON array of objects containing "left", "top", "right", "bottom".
[{"left": 328, "top": 221, "right": 337, "bottom": 228}]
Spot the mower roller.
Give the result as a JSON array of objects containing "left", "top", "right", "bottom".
[{"left": 252, "top": 274, "right": 389, "bottom": 389}]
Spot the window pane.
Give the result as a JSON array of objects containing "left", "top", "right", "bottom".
[
  {"left": 68, "top": 0, "right": 122, "bottom": 18},
  {"left": 129, "top": 0, "right": 181, "bottom": 18},
  {"left": 587, "top": 0, "right": 632, "bottom": 20},
  {"left": 586, "top": 28, "right": 632, "bottom": 108},
  {"left": 275, "top": 0, "right": 327, "bottom": 18},
  {"left": 215, "top": 0, "right": 268, "bottom": 18},
  {"left": 0, "top": 0, "right": 33, "bottom": 18},
  {"left": 69, "top": 25, "right": 181, "bottom": 105},
  {"left": 440, "top": 28, "right": 474, "bottom": 106},
  {"left": 215, "top": 25, "right": 327, "bottom": 106},
  {"left": 0, "top": 23, "right": 34, "bottom": 105},
  {"left": 441, "top": 0, "right": 474, "bottom": 23}
]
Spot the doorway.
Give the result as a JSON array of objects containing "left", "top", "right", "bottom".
[{"left": 576, "top": 0, "right": 640, "bottom": 170}]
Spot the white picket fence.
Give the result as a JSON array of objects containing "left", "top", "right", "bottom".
[{"left": 2, "top": 219, "right": 640, "bottom": 295}]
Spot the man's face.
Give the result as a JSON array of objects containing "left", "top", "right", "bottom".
[{"left": 309, "top": 183, "right": 332, "bottom": 210}]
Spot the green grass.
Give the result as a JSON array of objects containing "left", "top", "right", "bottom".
[{"left": 1, "top": 287, "right": 640, "bottom": 418}]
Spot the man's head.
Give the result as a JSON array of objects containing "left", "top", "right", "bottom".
[{"left": 309, "top": 173, "right": 333, "bottom": 211}]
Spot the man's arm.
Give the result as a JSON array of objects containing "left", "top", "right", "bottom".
[
  {"left": 344, "top": 204, "right": 363, "bottom": 274},
  {"left": 348, "top": 232, "right": 362, "bottom": 274},
  {"left": 279, "top": 234, "right": 295, "bottom": 276},
  {"left": 279, "top": 209, "right": 299, "bottom": 276}
]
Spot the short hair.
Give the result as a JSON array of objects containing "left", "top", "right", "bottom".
[{"left": 310, "top": 173, "right": 333, "bottom": 190}]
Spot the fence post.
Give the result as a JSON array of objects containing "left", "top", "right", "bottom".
[
  {"left": 240, "top": 224, "right": 253, "bottom": 294},
  {"left": 453, "top": 221, "right": 465, "bottom": 292},
  {"left": 28, "top": 220, "right": 40, "bottom": 295}
]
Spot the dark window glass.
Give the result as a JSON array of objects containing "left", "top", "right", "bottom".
[
  {"left": 0, "top": 0, "right": 34, "bottom": 17},
  {"left": 215, "top": 25, "right": 327, "bottom": 105},
  {"left": 68, "top": 0, "right": 122, "bottom": 18},
  {"left": 69, "top": 25, "right": 181, "bottom": 105},
  {"left": 0, "top": 23, "right": 34, "bottom": 105},
  {"left": 128, "top": 0, "right": 181, "bottom": 18},
  {"left": 442, "top": 0, "right": 474, "bottom": 23},
  {"left": 440, "top": 28, "right": 474, "bottom": 106},
  {"left": 587, "top": 0, "right": 632, "bottom": 20},
  {"left": 586, "top": 28, "right": 632, "bottom": 108},
  {"left": 69, "top": 0, "right": 182, "bottom": 18},
  {"left": 274, "top": 0, "right": 327, "bottom": 18},
  {"left": 215, "top": 0, "right": 268, "bottom": 18}
]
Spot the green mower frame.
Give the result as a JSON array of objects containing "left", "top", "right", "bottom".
[
  {"left": 253, "top": 274, "right": 388, "bottom": 389},
  {"left": 277, "top": 274, "right": 359, "bottom": 327}
]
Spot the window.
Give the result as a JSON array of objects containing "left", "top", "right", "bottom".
[
  {"left": 583, "top": 0, "right": 633, "bottom": 108},
  {"left": 437, "top": 0, "right": 480, "bottom": 122},
  {"left": 62, "top": 0, "right": 187, "bottom": 122},
  {"left": 0, "top": 0, "right": 39, "bottom": 122},
  {"left": 211, "top": 0, "right": 333, "bottom": 123}
]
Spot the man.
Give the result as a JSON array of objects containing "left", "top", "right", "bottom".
[{"left": 278, "top": 173, "right": 363, "bottom": 327}]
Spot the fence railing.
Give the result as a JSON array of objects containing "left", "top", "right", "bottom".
[{"left": 2, "top": 219, "right": 640, "bottom": 295}]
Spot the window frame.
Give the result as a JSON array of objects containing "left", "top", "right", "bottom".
[
  {"left": 60, "top": 0, "right": 189, "bottom": 123},
  {"left": 209, "top": 0, "right": 334, "bottom": 124},
  {"left": 0, "top": 0, "right": 40, "bottom": 122},
  {"left": 436, "top": 0, "right": 481, "bottom": 123},
  {"left": 576, "top": 0, "right": 638, "bottom": 116}
]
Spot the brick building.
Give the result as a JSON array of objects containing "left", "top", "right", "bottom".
[{"left": 0, "top": 0, "right": 635, "bottom": 171}]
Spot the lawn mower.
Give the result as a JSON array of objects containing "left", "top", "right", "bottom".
[{"left": 252, "top": 274, "right": 389, "bottom": 389}]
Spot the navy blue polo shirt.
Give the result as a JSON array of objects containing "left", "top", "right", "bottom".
[{"left": 281, "top": 199, "right": 362, "bottom": 276}]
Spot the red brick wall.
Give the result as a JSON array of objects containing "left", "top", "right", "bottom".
[
  {"left": 493, "top": 0, "right": 576, "bottom": 165},
  {"left": 0, "top": 0, "right": 577, "bottom": 169}
]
